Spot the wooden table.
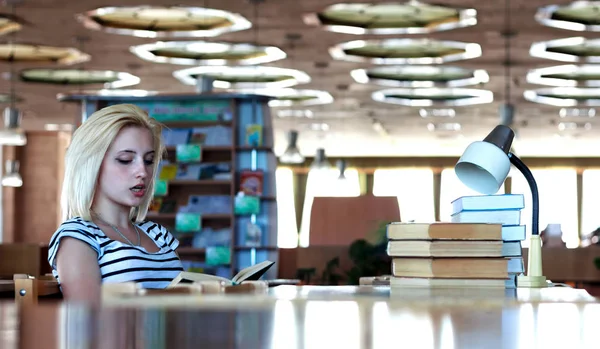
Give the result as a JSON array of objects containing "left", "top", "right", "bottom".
[{"left": 3, "top": 285, "right": 600, "bottom": 349}]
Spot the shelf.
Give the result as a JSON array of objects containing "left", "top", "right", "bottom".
[
  {"left": 146, "top": 213, "right": 232, "bottom": 220},
  {"left": 161, "top": 120, "right": 232, "bottom": 128},
  {"left": 177, "top": 247, "right": 206, "bottom": 255},
  {"left": 165, "top": 145, "right": 272, "bottom": 152},
  {"left": 169, "top": 179, "right": 231, "bottom": 186},
  {"left": 234, "top": 246, "right": 278, "bottom": 251},
  {"left": 165, "top": 145, "right": 232, "bottom": 152}
]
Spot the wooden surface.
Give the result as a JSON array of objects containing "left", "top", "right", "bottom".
[
  {"left": 2, "top": 285, "right": 597, "bottom": 349},
  {"left": 308, "top": 195, "right": 400, "bottom": 245},
  {"left": 2, "top": 132, "right": 70, "bottom": 244},
  {"left": 523, "top": 247, "right": 600, "bottom": 283}
]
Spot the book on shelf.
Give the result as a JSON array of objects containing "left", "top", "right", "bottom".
[{"left": 168, "top": 260, "right": 275, "bottom": 286}]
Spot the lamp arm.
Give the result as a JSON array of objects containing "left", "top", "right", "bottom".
[{"left": 508, "top": 153, "right": 539, "bottom": 236}]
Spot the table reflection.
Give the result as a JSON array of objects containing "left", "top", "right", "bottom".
[{"left": 6, "top": 297, "right": 600, "bottom": 349}]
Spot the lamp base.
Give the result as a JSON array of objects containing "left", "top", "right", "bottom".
[
  {"left": 517, "top": 234, "right": 548, "bottom": 288},
  {"left": 517, "top": 275, "right": 547, "bottom": 288}
]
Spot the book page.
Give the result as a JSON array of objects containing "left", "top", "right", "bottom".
[
  {"left": 168, "top": 271, "right": 232, "bottom": 288},
  {"left": 232, "top": 260, "right": 274, "bottom": 284}
]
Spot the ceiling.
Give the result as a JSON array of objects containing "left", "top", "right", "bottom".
[{"left": 3, "top": 0, "right": 600, "bottom": 157}]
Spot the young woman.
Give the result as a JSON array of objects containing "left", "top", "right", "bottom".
[{"left": 48, "top": 103, "right": 183, "bottom": 301}]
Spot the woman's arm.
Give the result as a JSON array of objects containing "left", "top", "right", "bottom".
[{"left": 55, "top": 237, "right": 102, "bottom": 303}]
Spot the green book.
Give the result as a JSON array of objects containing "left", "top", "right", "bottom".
[
  {"left": 154, "top": 179, "right": 168, "bottom": 197},
  {"left": 176, "top": 144, "right": 202, "bottom": 163},
  {"left": 175, "top": 213, "right": 201, "bottom": 232}
]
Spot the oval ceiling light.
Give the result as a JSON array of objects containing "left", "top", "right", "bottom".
[
  {"left": 57, "top": 89, "right": 159, "bottom": 102},
  {"left": 536, "top": 1, "right": 600, "bottom": 32},
  {"left": 76, "top": 6, "right": 251, "bottom": 38},
  {"left": 130, "top": 41, "right": 286, "bottom": 65},
  {"left": 173, "top": 66, "right": 311, "bottom": 89},
  {"left": 0, "top": 43, "right": 89, "bottom": 65},
  {"left": 0, "top": 93, "right": 22, "bottom": 103},
  {"left": 524, "top": 87, "right": 600, "bottom": 106},
  {"left": 20, "top": 68, "right": 140, "bottom": 88},
  {"left": 530, "top": 36, "right": 600, "bottom": 62},
  {"left": 526, "top": 64, "right": 600, "bottom": 87},
  {"left": 330, "top": 38, "right": 482, "bottom": 64},
  {"left": 303, "top": 1, "right": 477, "bottom": 35},
  {"left": 0, "top": 14, "right": 24, "bottom": 36},
  {"left": 233, "top": 88, "right": 334, "bottom": 107},
  {"left": 351, "top": 65, "right": 489, "bottom": 88},
  {"left": 372, "top": 88, "right": 493, "bottom": 107}
]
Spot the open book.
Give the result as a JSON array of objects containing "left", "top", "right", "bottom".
[{"left": 168, "top": 260, "right": 275, "bottom": 287}]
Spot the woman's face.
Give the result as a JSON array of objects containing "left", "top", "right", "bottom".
[{"left": 95, "top": 126, "right": 155, "bottom": 209}]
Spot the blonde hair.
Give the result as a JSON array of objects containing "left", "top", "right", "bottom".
[{"left": 61, "top": 103, "right": 165, "bottom": 223}]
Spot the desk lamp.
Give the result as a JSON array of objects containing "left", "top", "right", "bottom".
[{"left": 454, "top": 125, "right": 547, "bottom": 288}]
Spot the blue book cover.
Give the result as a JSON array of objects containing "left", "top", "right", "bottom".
[{"left": 451, "top": 194, "right": 525, "bottom": 215}]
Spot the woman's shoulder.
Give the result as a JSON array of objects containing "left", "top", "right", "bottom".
[
  {"left": 49, "top": 217, "right": 105, "bottom": 247},
  {"left": 55, "top": 217, "right": 103, "bottom": 236},
  {"left": 136, "top": 220, "right": 179, "bottom": 250},
  {"left": 136, "top": 220, "right": 168, "bottom": 236},
  {"left": 48, "top": 217, "right": 105, "bottom": 263}
]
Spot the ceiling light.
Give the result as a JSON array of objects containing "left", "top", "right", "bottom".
[
  {"left": 351, "top": 66, "right": 489, "bottom": 88},
  {"left": 530, "top": 37, "right": 600, "bottom": 63},
  {"left": 526, "top": 64, "right": 600, "bottom": 87},
  {"left": 0, "top": 43, "right": 89, "bottom": 65},
  {"left": 330, "top": 38, "right": 482, "bottom": 64},
  {"left": 311, "top": 148, "right": 331, "bottom": 170},
  {"left": 130, "top": 41, "right": 286, "bottom": 65},
  {"left": 279, "top": 130, "right": 304, "bottom": 164},
  {"left": 536, "top": 1, "right": 600, "bottom": 32},
  {"left": 524, "top": 87, "right": 600, "bottom": 106},
  {"left": 0, "top": 107, "right": 26, "bottom": 146},
  {"left": 277, "top": 110, "right": 314, "bottom": 118},
  {"left": 427, "top": 122, "right": 462, "bottom": 132},
  {"left": 308, "top": 123, "right": 330, "bottom": 131},
  {"left": 77, "top": 6, "right": 251, "bottom": 38},
  {"left": 372, "top": 88, "right": 494, "bottom": 107},
  {"left": 57, "top": 89, "right": 158, "bottom": 102},
  {"left": 20, "top": 69, "right": 140, "bottom": 88},
  {"left": 559, "top": 107, "right": 596, "bottom": 117},
  {"left": 44, "top": 123, "right": 74, "bottom": 131},
  {"left": 0, "top": 14, "right": 24, "bottom": 36},
  {"left": 558, "top": 121, "right": 592, "bottom": 131},
  {"left": 234, "top": 88, "right": 333, "bottom": 107},
  {"left": 303, "top": 1, "right": 477, "bottom": 35},
  {"left": 173, "top": 66, "right": 310, "bottom": 89},
  {"left": 2, "top": 160, "right": 22, "bottom": 187},
  {"left": 419, "top": 108, "right": 456, "bottom": 118}
]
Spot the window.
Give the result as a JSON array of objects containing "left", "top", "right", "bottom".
[
  {"left": 439, "top": 168, "right": 504, "bottom": 222},
  {"left": 582, "top": 169, "right": 600, "bottom": 241},
  {"left": 298, "top": 168, "right": 361, "bottom": 247},
  {"left": 511, "top": 169, "right": 578, "bottom": 248},
  {"left": 276, "top": 168, "right": 298, "bottom": 248},
  {"left": 372, "top": 168, "right": 435, "bottom": 222}
]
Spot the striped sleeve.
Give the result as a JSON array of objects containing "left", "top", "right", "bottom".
[
  {"left": 48, "top": 221, "right": 101, "bottom": 269},
  {"left": 141, "top": 221, "right": 180, "bottom": 250}
]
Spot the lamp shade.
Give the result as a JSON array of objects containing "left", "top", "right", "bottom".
[
  {"left": 279, "top": 130, "right": 304, "bottom": 164},
  {"left": 455, "top": 141, "right": 511, "bottom": 194}
]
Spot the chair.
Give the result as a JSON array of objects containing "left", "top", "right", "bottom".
[{"left": 13, "top": 274, "right": 61, "bottom": 306}]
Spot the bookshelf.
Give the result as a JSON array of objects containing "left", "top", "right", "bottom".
[{"left": 58, "top": 92, "right": 279, "bottom": 280}]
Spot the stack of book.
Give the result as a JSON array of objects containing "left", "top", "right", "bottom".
[
  {"left": 386, "top": 220, "right": 524, "bottom": 288},
  {"left": 450, "top": 194, "right": 526, "bottom": 287}
]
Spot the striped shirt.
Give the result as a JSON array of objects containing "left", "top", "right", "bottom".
[{"left": 48, "top": 217, "right": 184, "bottom": 289}]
